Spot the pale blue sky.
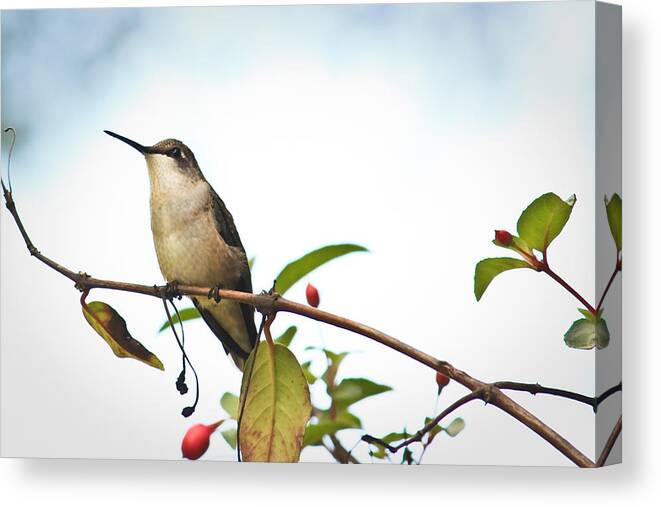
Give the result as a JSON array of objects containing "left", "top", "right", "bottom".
[{"left": 1, "top": 2, "right": 611, "bottom": 465}]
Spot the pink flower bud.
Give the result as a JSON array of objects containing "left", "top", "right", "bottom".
[
  {"left": 181, "top": 421, "right": 222, "bottom": 460},
  {"left": 494, "top": 230, "right": 514, "bottom": 246},
  {"left": 306, "top": 283, "right": 320, "bottom": 308},
  {"left": 436, "top": 371, "right": 450, "bottom": 394}
]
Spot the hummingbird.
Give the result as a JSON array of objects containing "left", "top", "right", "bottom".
[{"left": 104, "top": 130, "right": 257, "bottom": 370}]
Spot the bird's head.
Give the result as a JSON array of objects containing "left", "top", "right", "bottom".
[{"left": 104, "top": 130, "right": 203, "bottom": 182}]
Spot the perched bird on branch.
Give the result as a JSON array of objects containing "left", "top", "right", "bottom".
[{"left": 104, "top": 130, "right": 257, "bottom": 370}]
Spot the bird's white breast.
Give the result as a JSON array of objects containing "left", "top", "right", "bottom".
[{"left": 146, "top": 155, "right": 236, "bottom": 287}]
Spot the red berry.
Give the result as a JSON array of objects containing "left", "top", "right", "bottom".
[
  {"left": 181, "top": 421, "right": 222, "bottom": 460},
  {"left": 436, "top": 371, "right": 450, "bottom": 393},
  {"left": 494, "top": 230, "right": 514, "bottom": 246},
  {"left": 306, "top": 283, "right": 320, "bottom": 308}
]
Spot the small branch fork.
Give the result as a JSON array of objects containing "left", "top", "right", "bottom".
[
  {"left": 514, "top": 242, "right": 620, "bottom": 317},
  {"left": 542, "top": 263, "right": 597, "bottom": 315},
  {"left": 2, "top": 178, "right": 620, "bottom": 468},
  {"left": 362, "top": 382, "right": 622, "bottom": 455},
  {"left": 363, "top": 388, "right": 486, "bottom": 453}
]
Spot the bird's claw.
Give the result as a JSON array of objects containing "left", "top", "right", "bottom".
[
  {"left": 208, "top": 283, "right": 223, "bottom": 303},
  {"left": 161, "top": 280, "right": 181, "bottom": 300}
]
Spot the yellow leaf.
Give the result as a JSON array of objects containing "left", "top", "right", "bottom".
[
  {"left": 82, "top": 301, "right": 164, "bottom": 370},
  {"left": 238, "top": 342, "right": 311, "bottom": 462}
]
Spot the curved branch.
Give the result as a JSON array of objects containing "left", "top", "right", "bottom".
[{"left": 2, "top": 180, "right": 596, "bottom": 468}]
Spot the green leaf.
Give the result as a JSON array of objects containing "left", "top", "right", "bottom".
[
  {"left": 274, "top": 244, "right": 368, "bottom": 295},
  {"left": 369, "top": 445, "right": 388, "bottom": 459},
  {"left": 444, "top": 417, "right": 466, "bottom": 437},
  {"left": 321, "top": 350, "right": 350, "bottom": 391},
  {"left": 332, "top": 378, "right": 392, "bottom": 410},
  {"left": 158, "top": 306, "right": 201, "bottom": 333},
  {"left": 82, "top": 301, "right": 164, "bottom": 370},
  {"left": 317, "top": 409, "right": 362, "bottom": 429},
  {"left": 401, "top": 447, "right": 414, "bottom": 465},
  {"left": 303, "top": 408, "right": 362, "bottom": 446},
  {"left": 221, "top": 428, "right": 237, "bottom": 449},
  {"left": 474, "top": 257, "right": 531, "bottom": 301},
  {"left": 220, "top": 392, "right": 239, "bottom": 419},
  {"left": 577, "top": 308, "right": 594, "bottom": 320},
  {"left": 517, "top": 192, "right": 576, "bottom": 252},
  {"left": 380, "top": 431, "right": 410, "bottom": 445},
  {"left": 303, "top": 418, "right": 358, "bottom": 447},
  {"left": 274, "top": 326, "right": 297, "bottom": 347},
  {"left": 564, "top": 317, "right": 610, "bottom": 350},
  {"left": 301, "top": 361, "right": 317, "bottom": 384},
  {"left": 303, "top": 423, "right": 340, "bottom": 447},
  {"left": 605, "top": 193, "right": 622, "bottom": 251},
  {"left": 238, "top": 342, "right": 312, "bottom": 462},
  {"left": 577, "top": 308, "right": 603, "bottom": 321}
]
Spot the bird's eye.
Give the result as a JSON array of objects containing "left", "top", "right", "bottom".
[{"left": 168, "top": 147, "right": 181, "bottom": 157}]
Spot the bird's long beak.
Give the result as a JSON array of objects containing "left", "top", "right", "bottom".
[{"left": 104, "top": 130, "right": 148, "bottom": 154}]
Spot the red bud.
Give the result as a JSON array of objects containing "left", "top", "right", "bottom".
[
  {"left": 494, "top": 230, "right": 514, "bottom": 246},
  {"left": 436, "top": 371, "right": 450, "bottom": 393},
  {"left": 181, "top": 421, "right": 222, "bottom": 460},
  {"left": 306, "top": 283, "right": 320, "bottom": 308}
]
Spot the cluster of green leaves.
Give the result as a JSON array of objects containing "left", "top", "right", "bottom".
[
  {"left": 474, "top": 192, "right": 622, "bottom": 350},
  {"left": 220, "top": 336, "right": 391, "bottom": 461},
  {"left": 474, "top": 192, "right": 575, "bottom": 301},
  {"left": 302, "top": 347, "right": 392, "bottom": 449},
  {"left": 211, "top": 243, "right": 372, "bottom": 462}
]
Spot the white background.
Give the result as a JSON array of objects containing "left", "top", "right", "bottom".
[{"left": 0, "top": 0, "right": 658, "bottom": 505}]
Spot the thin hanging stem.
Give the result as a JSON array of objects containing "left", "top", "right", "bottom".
[{"left": 162, "top": 298, "right": 199, "bottom": 417}]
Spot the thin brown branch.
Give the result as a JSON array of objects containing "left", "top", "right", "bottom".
[
  {"left": 596, "top": 416, "right": 622, "bottom": 467},
  {"left": 362, "top": 388, "right": 486, "bottom": 453},
  {"left": 2, "top": 180, "right": 596, "bottom": 468},
  {"left": 495, "top": 381, "right": 622, "bottom": 412},
  {"left": 327, "top": 435, "right": 360, "bottom": 464}
]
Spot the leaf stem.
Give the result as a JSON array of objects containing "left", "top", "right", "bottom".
[
  {"left": 596, "top": 256, "right": 622, "bottom": 313},
  {"left": 542, "top": 262, "right": 596, "bottom": 315},
  {"left": 263, "top": 313, "right": 276, "bottom": 347}
]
